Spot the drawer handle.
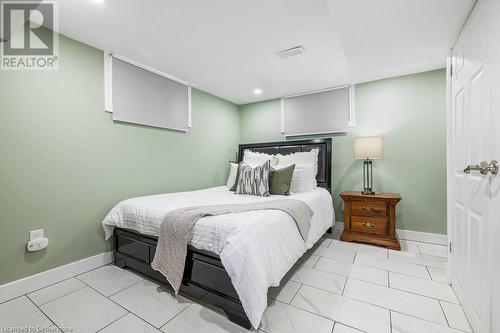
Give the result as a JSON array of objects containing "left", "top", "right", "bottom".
[
  {"left": 362, "top": 222, "right": 375, "bottom": 229},
  {"left": 362, "top": 207, "right": 378, "bottom": 214}
]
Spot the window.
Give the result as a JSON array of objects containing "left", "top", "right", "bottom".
[
  {"left": 104, "top": 54, "right": 191, "bottom": 132},
  {"left": 281, "top": 85, "right": 354, "bottom": 136}
]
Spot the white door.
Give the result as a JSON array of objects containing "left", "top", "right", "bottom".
[{"left": 449, "top": 0, "right": 497, "bottom": 332}]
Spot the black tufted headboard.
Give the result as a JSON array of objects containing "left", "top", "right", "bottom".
[{"left": 238, "top": 138, "right": 332, "bottom": 192}]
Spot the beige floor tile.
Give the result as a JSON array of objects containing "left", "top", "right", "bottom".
[
  {"left": 428, "top": 267, "right": 448, "bottom": 283},
  {"left": 355, "top": 253, "right": 430, "bottom": 279},
  {"left": 315, "top": 257, "right": 388, "bottom": 286},
  {"left": 110, "top": 280, "right": 191, "bottom": 328},
  {"left": 0, "top": 296, "right": 53, "bottom": 331},
  {"left": 392, "top": 311, "right": 467, "bottom": 333},
  {"left": 389, "top": 272, "right": 458, "bottom": 303},
  {"left": 287, "top": 267, "right": 346, "bottom": 294},
  {"left": 441, "top": 301, "right": 472, "bottom": 332},
  {"left": 259, "top": 300, "right": 333, "bottom": 333},
  {"left": 28, "top": 278, "right": 86, "bottom": 306},
  {"left": 161, "top": 304, "right": 250, "bottom": 333},
  {"left": 101, "top": 313, "right": 161, "bottom": 333},
  {"left": 78, "top": 265, "right": 142, "bottom": 296},
  {"left": 268, "top": 279, "right": 301, "bottom": 304},
  {"left": 344, "top": 279, "right": 447, "bottom": 325},
  {"left": 291, "top": 285, "right": 390, "bottom": 333},
  {"left": 40, "top": 287, "right": 127, "bottom": 332}
]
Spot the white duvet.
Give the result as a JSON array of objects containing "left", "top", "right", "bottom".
[{"left": 102, "top": 186, "right": 334, "bottom": 328}]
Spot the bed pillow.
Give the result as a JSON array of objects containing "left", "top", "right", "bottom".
[
  {"left": 229, "top": 163, "right": 240, "bottom": 192},
  {"left": 243, "top": 150, "right": 279, "bottom": 167},
  {"left": 236, "top": 160, "right": 271, "bottom": 197},
  {"left": 274, "top": 164, "right": 316, "bottom": 193},
  {"left": 269, "top": 164, "right": 295, "bottom": 195},
  {"left": 277, "top": 148, "right": 319, "bottom": 186},
  {"left": 226, "top": 162, "right": 239, "bottom": 189}
]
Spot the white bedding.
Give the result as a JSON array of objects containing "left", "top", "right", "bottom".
[{"left": 102, "top": 186, "right": 334, "bottom": 328}]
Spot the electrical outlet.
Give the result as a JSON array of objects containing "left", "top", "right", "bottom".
[{"left": 29, "top": 229, "right": 44, "bottom": 241}]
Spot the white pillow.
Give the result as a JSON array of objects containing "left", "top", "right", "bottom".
[
  {"left": 243, "top": 150, "right": 279, "bottom": 167},
  {"left": 226, "top": 162, "right": 238, "bottom": 188},
  {"left": 274, "top": 164, "right": 316, "bottom": 193},
  {"left": 278, "top": 148, "right": 319, "bottom": 170},
  {"left": 277, "top": 149, "right": 319, "bottom": 185}
]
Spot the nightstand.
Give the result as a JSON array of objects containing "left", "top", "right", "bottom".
[{"left": 340, "top": 191, "right": 401, "bottom": 250}]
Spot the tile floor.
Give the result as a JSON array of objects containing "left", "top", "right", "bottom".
[{"left": 0, "top": 233, "right": 472, "bottom": 333}]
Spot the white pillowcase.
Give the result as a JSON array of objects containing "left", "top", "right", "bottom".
[
  {"left": 277, "top": 148, "right": 319, "bottom": 186},
  {"left": 278, "top": 148, "right": 319, "bottom": 171},
  {"left": 273, "top": 164, "right": 316, "bottom": 193},
  {"left": 243, "top": 150, "right": 279, "bottom": 167},
  {"left": 226, "top": 162, "right": 238, "bottom": 188}
]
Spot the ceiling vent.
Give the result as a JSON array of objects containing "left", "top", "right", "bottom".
[{"left": 276, "top": 46, "right": 305, "bottom": 58}]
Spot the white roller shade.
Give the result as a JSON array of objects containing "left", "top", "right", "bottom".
[
  {"left": 282, "top": 86, "right": 352, "bottom": 136},
  {"left": 110, "top": 56, "right": 191, "bottom": 131}
]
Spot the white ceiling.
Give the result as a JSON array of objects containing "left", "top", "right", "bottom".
[{"left": 52, "top": 0, "right": 475, "bottom": 105}]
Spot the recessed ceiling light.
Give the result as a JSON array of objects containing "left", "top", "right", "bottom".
[
  {"left": 254, "top": 88, "right": 262, "bottom": 95},
  {"left": 92, "top": 0, "right": 104, "bottom": 3}
]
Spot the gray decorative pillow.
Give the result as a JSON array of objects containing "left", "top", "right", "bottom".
[
  {"left": 270, "top": 164, "right": 295, "bottom": 195},
  {"left": 236, "top": 160, "right": 270, "bottom": 197}
]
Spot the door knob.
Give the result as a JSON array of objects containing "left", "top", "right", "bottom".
[{"left": 463, "top": 160, "right": 498, "bottom": 175}]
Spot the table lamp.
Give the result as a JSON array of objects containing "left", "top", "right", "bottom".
[{"left": 354, "top": 136, "right": 384, "bottom": 195}]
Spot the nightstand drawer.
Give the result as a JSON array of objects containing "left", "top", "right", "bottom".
[
  {"left": 351, "top": 216, "right": 387, "bottom": 235},
  {"left": 351, "top": 201, "right": 387, "bottom": 217}
]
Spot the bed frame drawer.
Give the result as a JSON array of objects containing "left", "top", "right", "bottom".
[
  {"left": 148, "top": 244, "right": 238, "bottom": 299},
  {"left": 116, "top": 234, "right": 150, "bottom": 263},
  {"left": 188, "top": 258, "right": 239, "bottom": 299}
]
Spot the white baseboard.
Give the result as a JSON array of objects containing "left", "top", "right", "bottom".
[
  {"left": 396, "top": 229, "right": 447, "bottom": 245},
  {"left": 333, "top": 221, "right": 447, "bottom": 245},
  {"left": 0, "top": 251, "right": 113, "bottom": 303}
]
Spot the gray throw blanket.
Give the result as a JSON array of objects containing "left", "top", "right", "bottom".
[{"left": 151, "top": 199, "right": 313, "bottom": 293}]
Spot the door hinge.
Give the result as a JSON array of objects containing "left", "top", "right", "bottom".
[
  {"left": 449, "top": 242, "right": 452, "bottom": 253},
  {"left": 449, "top": 63, "right": 454, "bottom": 77}
]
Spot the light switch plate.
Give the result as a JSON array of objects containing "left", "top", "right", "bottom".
[{"left": 29, "top": 229, "right": 44, "bottom": 241}]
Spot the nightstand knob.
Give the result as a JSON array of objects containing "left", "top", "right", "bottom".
[{"left": 362, "top": 222, "right": 375, "bottom": 229}]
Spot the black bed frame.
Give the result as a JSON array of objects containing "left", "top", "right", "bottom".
[{"left": 113, "top": 138, "right": 332, "bottom": 328}]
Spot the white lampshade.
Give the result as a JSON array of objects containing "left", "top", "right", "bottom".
[{"left": 354, "top": 136, "right": 384, "bottom": 160}]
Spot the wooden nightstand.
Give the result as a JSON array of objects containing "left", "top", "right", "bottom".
[{"left": 340, "top": 191, "right": 402, "bottom": 250}]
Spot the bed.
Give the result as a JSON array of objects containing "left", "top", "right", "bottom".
[{"left": 102, "top": 138, "right": 333, "bottom": 329}]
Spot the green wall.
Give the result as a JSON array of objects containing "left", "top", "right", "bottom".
[
  {"left": 0, "top": 29, "right": 447, "bottom": 286},
  {"left": 240, "top": 69, "right": 447, "bottom": 235},
  {"left": 0, "top": 34, "right": 240, "bottom": 284}
]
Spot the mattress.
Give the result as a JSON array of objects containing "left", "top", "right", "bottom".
[{"left": 102, "top": 186, "right": 334, "bottom": 328}]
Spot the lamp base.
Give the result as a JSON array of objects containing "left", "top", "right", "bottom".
[{"left": 361, "top": 159, "right": 376, "bottom": 195}]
